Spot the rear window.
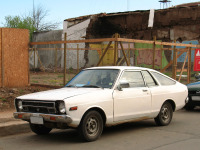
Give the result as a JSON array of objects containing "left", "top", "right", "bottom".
[{"left": 151, "top": 72, "right": 176, "bottom": 85}]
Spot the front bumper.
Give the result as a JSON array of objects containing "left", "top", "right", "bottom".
[{"left": 13, "top": 112, "right": 72, "bottom": 124}]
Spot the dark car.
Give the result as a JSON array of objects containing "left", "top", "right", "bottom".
[{"left": 186, "top": 81, "right": 200, "bottom": 110}]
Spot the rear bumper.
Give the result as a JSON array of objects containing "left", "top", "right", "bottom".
[{"left": 13, "top": 112, "right": 72, "bottom": 124}]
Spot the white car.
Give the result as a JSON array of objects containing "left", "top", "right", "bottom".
[{"left": 14, "top": 66, "right": 188, "bottom": 141}]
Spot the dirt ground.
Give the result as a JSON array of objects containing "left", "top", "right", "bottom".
[
  {"left": 0, "top": 86, "right": 53, "bottom": 112},
  {"left": 30, "top": 72, "right": 76, "bottom": 86},
  {"left": 0, "top": 71, "right": 76, "bottom": 112}
]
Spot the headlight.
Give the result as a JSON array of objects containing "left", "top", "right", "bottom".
[
  {"left": 185, "top": 97, "right": 189, "bottom": 104},
  {"left": 58, "top": 101, "right": 66, "bottom": 114},
  {"left": 17, "top": 100, "right": 23, "bottom": 111}
]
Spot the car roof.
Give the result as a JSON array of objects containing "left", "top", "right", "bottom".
[{"left": 85, "top": 66, "right": 155, "bottom": 71}]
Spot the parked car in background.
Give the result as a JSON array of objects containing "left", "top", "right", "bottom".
[
  {"left": 185, "top": 81, "right": 200, "bottom": 110},
  {"left": 14, "top": 66, "right": 188, "bottom": 142}
]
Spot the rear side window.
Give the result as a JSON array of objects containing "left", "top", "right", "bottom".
[
  {"left": 142, "top": 71, "right": 157, "bottom": 86},
  {"left": 151, "top": 72, "right": 176, "bottom": 85}
]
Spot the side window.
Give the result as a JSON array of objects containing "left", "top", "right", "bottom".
[
  {"left": 142, "top": 71, "right": 157, "bottom": 86},
  {"left": 151, "top": 71, "right": 176, "bottom": 85},
  {"left": 119, "top": 71, "right": 145, "bottom": 88}
]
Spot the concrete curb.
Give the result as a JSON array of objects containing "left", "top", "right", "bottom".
[{"left": 0, "top": 120, "right": 31, "bottom": 137}]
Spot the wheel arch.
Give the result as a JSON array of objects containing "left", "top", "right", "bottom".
[
  {"left": 80, "top": 107, "right": 107, "bottom": 126},
  {"left": 165, "top": 99, "right": 176, "bottom": 111}
]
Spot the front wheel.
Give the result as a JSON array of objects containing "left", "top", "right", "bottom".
[
  {"left": 154, "top": 102, "right": 173, "bottom": 126},
  {"left": 29, "top": 123, "right": 52, "bottom": 135},
  {"left": 79, "top": 111, "right": 103, "bottom": 142}
]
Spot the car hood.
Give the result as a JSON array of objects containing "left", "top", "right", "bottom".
[
  {"left": 17, "top": 87, "right": 102, "bottom": 101},
  {"left": 187, "top": 81, "right": 200, "bottom": 91}
]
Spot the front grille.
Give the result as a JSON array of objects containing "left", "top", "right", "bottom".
[
  {"left": 188, "top": 91, "right": 196, "bottom": 95},
  {"left": 22, "top": 100, "right": 57, "bottom": 114}
]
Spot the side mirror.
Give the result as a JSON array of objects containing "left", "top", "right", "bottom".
[{"left": 117, "top": 82, "right": 130, "bottom": 91}]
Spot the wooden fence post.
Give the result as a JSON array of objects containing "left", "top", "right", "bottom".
[
  {"left": 172, "top": 40, "right": 177, "bottom": 79},
  {"left": 187, "top": 47, "right": 192, "bottom": 83},
  {"left": 63, "top": 33, "right": 67, "bottom": 86},
  {"left": 55, "top": 46, "right": 57, "bottom": 72},
  {"left": 152, "top": 36, "right": 156, "bottom": 69},
  {"left": 128, "top": 43, "right": 131, "bottom": 65},
  {"left": 114, "top": 33, "right": 119, "bottom": 66},
  {"left": 34, "top": 48, "right": 36, "bottom": 70},
  {"left": 77, "top": 44, "right": 79, "bottom": 73},
  {"left": 160, "top": 45, "right": 163, "bottom": 70}
]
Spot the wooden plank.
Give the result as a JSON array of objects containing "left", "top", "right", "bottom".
[
  {"left": 2, "top": 28, "right": 29, "bottom": 87},
  {"left": 77, "top": 44, "right": 79, "bottom": 73},
  {"left": 160, "top": 51, "right": 185, "bottom": 73},
  {"left": 114, "top": 33, "right": 118, "bottom": 66},
  {"left": 177, "top": 69, "right": 187, "bottom": 72},
  {"left": 117, "top": 38, "right": 154, "bottom": 44},
  {"left": 152, "top": 36, "right": 156, "bottom": 69},
  {"left": 119, "top": 42, "right": 130, "bottom": 66},
  {"left": 160, "top": 46, "right": 163, "bottom": 70},
  {"left": 0, "top": 28, "right": 2, "bottom": 87},
  {"left": 97, "top": 41, "right": 112, "bottom": 66},
  {"left": 187, "top": 48, "right": 192, "bottom": 83},
  {"left": 30, "top": 37, "right": 200, "bottom": 49},
  {"left": 178, "top": 52, "right": 188, "bottom": 82},
  {"left": 156, "top": 41, "right": 200, "bottom": 48},
  {"left": 30, "top": 38, "right": 115, "bottom": 45},
  {"left": 63, "top": 33, "right": 67, "bottom": 86}
]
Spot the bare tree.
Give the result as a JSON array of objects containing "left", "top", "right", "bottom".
[{"left": 32, "top": 4, "right": 59, "bottom": 32}]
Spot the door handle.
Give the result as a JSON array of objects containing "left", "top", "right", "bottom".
[{"left": 142, "top": 89, "right": 148, "bottom": 92}]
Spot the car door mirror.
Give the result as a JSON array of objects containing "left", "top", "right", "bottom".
[{"left": 117, "top": 82, "right": 130, "bottom": 91}]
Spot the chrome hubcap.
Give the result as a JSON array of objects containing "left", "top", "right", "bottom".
[
  {"left": 86, "top": 117, "right": 98, "bottom": 135},
  {"left": 161, "top": 106, "right": 170, "bottom": 122}
]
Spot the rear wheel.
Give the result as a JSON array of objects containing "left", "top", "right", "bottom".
[
  {"left": 79, "top": 111, "right": 103, "bottom": 142},
  {"left": 29, "top": 123, "right": 52, "bottom": 135},
  {"left": 154, "top": 102, "right": 173, "bottom": 126}
]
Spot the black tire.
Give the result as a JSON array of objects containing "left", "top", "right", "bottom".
[
  {"left": 154, "top": 102, "right": 173, "bottom": 126},
  {"left": 29, "top": 123, "right": 52, "bottom": 135},
  {"left": 79, "top": 111, "right": 103, "bottom": 142}
]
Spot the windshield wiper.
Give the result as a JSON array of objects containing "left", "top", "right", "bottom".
[{"left": 82, "top": 85, "right": 103, "bottom": 89}]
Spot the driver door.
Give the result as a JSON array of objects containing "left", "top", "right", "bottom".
[{"left": 113, "top": 70, "right": 152, "bottom": 122}]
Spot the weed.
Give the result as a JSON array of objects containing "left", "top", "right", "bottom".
[{"left": 32, "top": 80, "right": 39, "bottom": 83}]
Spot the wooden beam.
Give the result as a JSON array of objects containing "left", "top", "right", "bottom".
[
  {"left": 187, "top": 47, "right": 192, "bottom": 83},
  {"left": 119, "top": 42, "right": 130, "bottom": 66},
  {"left": 30, "top": 37, "right": 200, "bottom": 49},
  {"left": 97, "top": 41, "right": 112, "bottom": 66},
  {"left": 172, "top": 41, "right": 177, "bottom": 79},
  {"left": 77, "top": 44, "right": 79, "bottom": 73},
  {"left": 178, "top": 52, "right": 188, "bottom": 82},
  {"left": 30, "top": 38, "right": 115, "bottom": 45},
  {"left": 152, "top": 36, "right": 156, "bottom": 69},
  {"left": 160, "top": 51, "right": 185, "bottom": 73},
  {"left": 114, "top": 33, "right": 119, "bottom": 66},
  {"left": 63, "top": 33, "right": 67, "bottom": 86}
]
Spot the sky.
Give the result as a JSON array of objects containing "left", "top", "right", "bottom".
[{"left": 0, "top": 0, "right": 197, "bottom": 29}]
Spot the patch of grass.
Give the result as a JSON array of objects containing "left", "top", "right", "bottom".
[
  {"left": 0, "top": 97, "right": 7, "bottom": 102},
  {"left": 32, "top": 80, "right": 39, "bottom": 83},
  {"left": 49, "top": 80, "right": 59, "bottom": 84},
  {"left": 19, "top": 89, "right": 24, "bottom": 94},
  {"left": 57, "top": 75, "right": 64, "bottom": 78}
]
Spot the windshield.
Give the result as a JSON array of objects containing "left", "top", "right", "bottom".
[{"left": 66, "top": 69, "right": 119, "bottom": 89}]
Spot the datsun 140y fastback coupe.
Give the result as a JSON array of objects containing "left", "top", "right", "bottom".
[{"left": 14, "top": 66, "right": 188, "bottom": 141}]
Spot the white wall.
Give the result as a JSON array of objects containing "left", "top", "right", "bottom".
[{"left": 61, "top": 19, "right": 91, "bottom": 69}]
